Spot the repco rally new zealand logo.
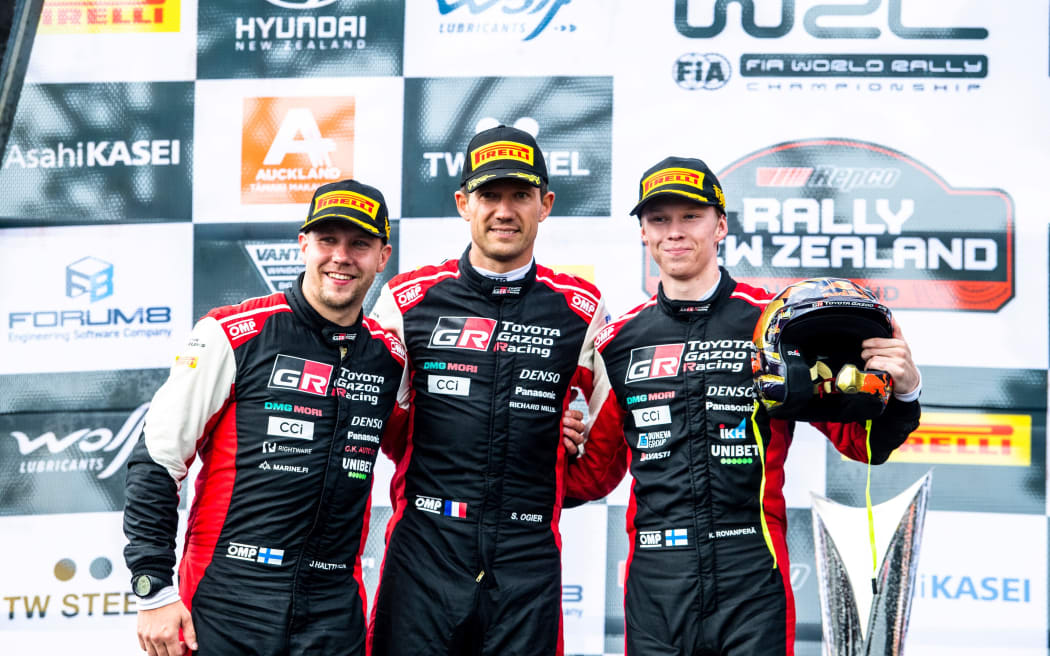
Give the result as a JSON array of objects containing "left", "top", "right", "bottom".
[{"left": 645, "top": 139, "right": 1012, "bottom": 311}]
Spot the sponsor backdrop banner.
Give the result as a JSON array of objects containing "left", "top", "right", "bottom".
[
  {"left": 196, "top": 0, "right": 405, "bottom": 79},
  {"left": 0, "top": 82, "right": 194, "bottom": 226},
  {"left": 1, "top": 2, "right": 1048, "bottom": 654},
  {"left": 401, "top": 76, "right": 612, "bottom": 218}
]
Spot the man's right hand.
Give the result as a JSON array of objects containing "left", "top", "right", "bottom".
[{"left": 137, "top": 600, "right": 197, "bottom": 656}]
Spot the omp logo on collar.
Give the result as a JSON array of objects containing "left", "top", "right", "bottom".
[
  {"left": 471, "top": 141, "right": 534, "bottom": 167},
  {"left": 642, "top": 167, "right": 705, "bottom": 196},
  {"left": 313, "top": 190, "right": 379, "bottom": 219}
]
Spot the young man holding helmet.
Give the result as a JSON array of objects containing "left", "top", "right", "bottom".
[{"left": 565, "top": 156, "right": 922, "bottom": 655}]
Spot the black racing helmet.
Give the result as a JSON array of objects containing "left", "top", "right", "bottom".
[{"left": 751, "top": 278, "right": 894, "bottom": 422}]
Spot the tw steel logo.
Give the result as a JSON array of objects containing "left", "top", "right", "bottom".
[
  {"left": 625, "top": 344, "right": 685, "bottom": 384},
  {"left": 268, "top": 355, "right": 334, "bottom": 397},
  {"left": 428, "top": 317, "right": 497, "bottom": 351}
]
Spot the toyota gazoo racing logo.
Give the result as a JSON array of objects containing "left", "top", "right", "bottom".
[
  {"left": 717, "top": 139, "right": 1013, "bottom": 311},
  {"left": 268, "top": 355, "right": 334, "bottom": 397},
  {"left": 625, "top": 344, "right": 685, "bottom": 384},
  {"left": 428, "top": 317, "right": 497, "bottom": 351}
]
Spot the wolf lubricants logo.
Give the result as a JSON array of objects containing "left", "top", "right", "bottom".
[{"left": 716, "top": 139, "right": 1013, "bottom": 311}]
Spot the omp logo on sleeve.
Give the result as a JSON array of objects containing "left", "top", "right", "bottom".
[
  {"left": 268, "top": 355, "right": 334, "bottom": 397},
  {"left": 428, "top": 317, "right": 497, "bottom": 350},
  {"left": 313, "top": 189, "right": 379, "bottom": 219},
  {"left": 471, "top": 141, "right": 534, "bottom": 167},
  {"left": 625, "top": 344, "right": 685, "bottom": 383},
  {"left": 887, "top": 412, "right": 1031, "bottom": 466}
]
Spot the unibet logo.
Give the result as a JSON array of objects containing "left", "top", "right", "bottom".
[
  {"left": 428, "top": 316, "right": 497, "bottom": 351},
  {"left": 625, "top": 344, "right": 685, "bottom": 384},
  {"left": 242, "top": 97, "right": 355, "bottom": 204}
]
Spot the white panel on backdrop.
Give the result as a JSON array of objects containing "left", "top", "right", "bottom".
[
  {"left": 906, "top": 510, "right": 1046, "bottom": 652},
  {"left": 0, "top": 224, "right": 192, "bottom": 374},
  {"left": 782, "top": 422, "right": 829, "bottom": 508},
  {"left": 193, "top": 77, "right": 404, "bottom": 223},
  {"left": 26, "top": 0, "right": 198, "bottom": 83},
  {"left": 403, "top": 0, "right": 615, "bottom": 77},
  {"left": 0, "top": 511, "right": 186, "bottom": 656},
  {"left": 560, "top": 503, "right": 608, "bottom": 656}
]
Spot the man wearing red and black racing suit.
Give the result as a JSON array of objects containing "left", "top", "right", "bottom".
[
  {"left": 124, "top": 180, "right": 408, "bottom": 656},
  {"left": 368, "top": 125, "right": 607, "bottom": 656},
  {"left": 564, "top": 157, "right": 922, "bottom": 656}
]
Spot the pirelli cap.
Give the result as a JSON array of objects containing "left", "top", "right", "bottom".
[
  {"left": 300, "top": 179, "right": 390, "bottom": 242},
  {"left": 461, "top": 124, "right": 548, "bottom": 193},
  {"left": 630, "top": 156, "right": 727, "bottom": 216}
]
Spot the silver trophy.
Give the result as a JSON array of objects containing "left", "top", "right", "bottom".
[{"left": 811, "top": 472, "right": 931, "bottom": 656}]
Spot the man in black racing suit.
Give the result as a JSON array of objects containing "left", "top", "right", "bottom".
[
  {"left": 367, "top": 125, "right": 606, "bottom": 656},
  {"left": 123, "top": 179, "right": 408, "bottom": 656},
  {"left": 565, "top": 157, "right": 922, "bottom": 656}
]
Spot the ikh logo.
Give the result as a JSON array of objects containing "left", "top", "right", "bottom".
[
  {"left": 242, "top": 97, "right": 355, "bottom": 204},
  {"left": 887, "top": 412, "right": 1031, "bottom": 466},
  {"left": 37, "top": 0, "right": 181, "bottom": 35},
  {"left": 625, "top": 344, "right": 685, "bottom": 384},
  {"left": 428, "top": 316, "right": 497, "bottom": 351},
  {"left": 268, "top": 354, "right": 333, "bottom": 397},
  {"left": 719, "top": 419, "right": 747, "bottom": 440}
]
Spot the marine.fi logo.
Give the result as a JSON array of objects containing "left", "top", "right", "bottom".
[
  {"left": 66, "top": 257, "right": 114, "bottom": 303},
  {"left": 719, "top": 419, "right": 747, "bottom": 440}
]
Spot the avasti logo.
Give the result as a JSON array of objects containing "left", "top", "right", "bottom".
[
  {"left": 241, "top": 97, "right": 355, "bottom": 204},
  {"left": 886, "top": 412, "right": 1030, "bottom": 466},
  {"left": 38, "top": 0, "right": 181, "bottom": 35}
]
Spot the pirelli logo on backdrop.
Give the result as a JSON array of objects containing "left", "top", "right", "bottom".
[
  {"left": 38, "top": 0, "right": 181, "bottom": 34},
  {"left": 886, "top": 412, "right": 1031, "bottom": 466},
  {"left": 314, "top": 190, "right": 379, "bottom": 219},
  {"left": 241, "top": 97, "right": 355, "bottom": 205},
  {"left": 471, "top": 141, "right": 534, "bottom": 168}
]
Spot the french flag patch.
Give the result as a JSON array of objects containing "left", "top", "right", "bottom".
[{"left": 444, "top": 500, "right": 467, "bottom": 518}]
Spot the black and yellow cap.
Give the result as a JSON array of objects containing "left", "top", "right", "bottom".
[
  {"left": 630, "top": 156, "right": 726, "bottom": 216},
  {"left": 300, "top": 179, "right": 390, "bottom": 242},
  {"left": 461, "top": 125, "right": 549, "bottom": 193}
]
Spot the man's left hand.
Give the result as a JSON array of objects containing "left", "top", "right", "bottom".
[{"left": 860, "top": 320, "right": 920, "bottom": 397}]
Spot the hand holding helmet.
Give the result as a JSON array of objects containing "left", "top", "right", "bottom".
[{"left": 751, "top": 278, "right": 918, "bottom": 422}]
